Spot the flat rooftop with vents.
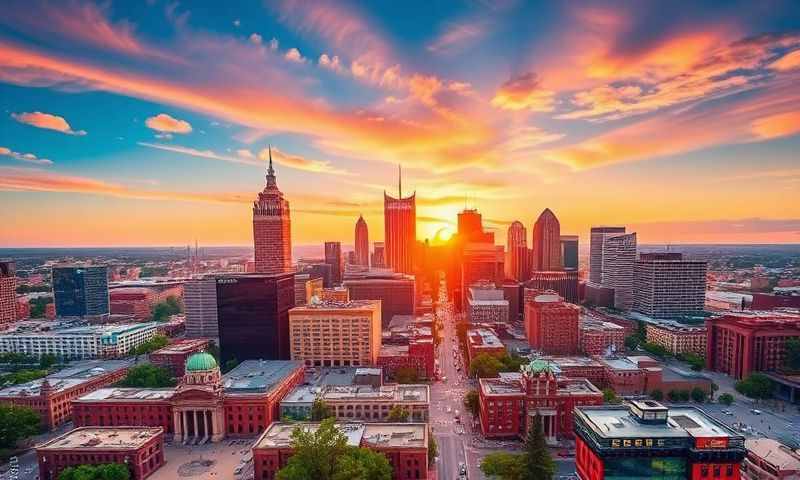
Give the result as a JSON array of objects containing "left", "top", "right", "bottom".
[
  {"left": 37, "top": 427, "right": 163, "bottom": 451},
  {"left": 222, "top": 359, "right": 303, "bottom": 396}
]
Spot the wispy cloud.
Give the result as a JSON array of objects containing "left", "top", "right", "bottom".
[
  {"left": 427, "top": 21, "right": 486, "bottom": 54},
  {"left": 145, "top": 113, "right": 192, "bottom": 134},
  {"left": 11, "top": 111, "right": 86, "bottom": 135},
  {"left": 491, "top": 72, "right": 555, "bottom": 112},
  {"left": 0, "top": 146, "right": 53, "bottom": 165}
]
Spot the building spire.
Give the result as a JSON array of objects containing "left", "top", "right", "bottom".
[{"left": 265, "top": 144, "right": 277, "bottom": 189}]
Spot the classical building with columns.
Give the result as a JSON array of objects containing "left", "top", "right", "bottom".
[{"left": 73, "top": 353, "right": 304, "bottom": 443}]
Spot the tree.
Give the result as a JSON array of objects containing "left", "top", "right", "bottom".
[
  {"left": 0, "top": 404, "right": 41, "bottom": 448},
  {"left": 151, "top": 296, "right": 182, "bottom": 322},
  {"left": 602, "top": 388, "right": 621, "bottom": 404},
  {"left": 131, "top": 335, "right": 169, "bottom": 356},
  {"left": 480, "top": 452, "right": 526, "bottom": 480},
  {"left": 276, "top": 417, "right": 390, "bottom": 480},
  {"left": 735, "top": 373, "right": 774, "bottom": 400},
  {"left": 464, "top": 390, "right": 480, "bottom": 417},
  {"left": 718, "top": 393, "right": 734, "bottom": 406},
  {"left": 222, "top": 357, "right": 240, "bottom": 374},
  {"left": 386, "top": 405, "right": 410, "bottom": 422},
  {"left": 394, "top": 367, "right": 419, "bottom": 384},
  {"left": 624, "top": 335, "right": 641, "bottom": 351},
  {"left": 205, "top": 341, "right": 220, "bottom": 362},
  {"left": 59, "top": 463, "right": 130, "bottom": 480},
  {"left": 668, "top": 390, "right": 680, "bottom": 402},
  {"left": 39, "top": 353, "right": 58, "bottom": 370},
  {"left": 117, "top": 364, "right": 176, "bottom": 388},
  {"left": 677, "top": 352, "right": 705, "bottom": 371},
  {"left": 678, "top": 390, "right": 691, "bottom": 402},
  {"left": 0, "top": 369, "right": 49, "bottom": 385},
  {"left": 499, "top": 353, "right": 527, "bottom": 373},
  {"left": 331, "top": 448, "right": 392, "bottom": 480},
  {"left": 310, "top": 399, "right": 334, "bottom": 421},
  {"left": 691, "top": 387, "right": 707, "bottom": 403},
  {"left": 710, "top": 382, "right": 719, "bottom": 401},
  {"left": 29, "top": 296, "right": 53, "bottom": 318},
  {"left": 650, "top": 389, "right": 663, "bottom": 401},
  {"left": 427, "top": 433, "right": 437, "bottom": 466},
  {"left": 469, "top": 353, "right": 504, "bottom": 379},
  {"left": 524, "top": 414, "right": 556, "bottom": 480},
  {"left": 785, "top": 338, "right": 800, "bottom": 371},
  {"left": 641, "top": 342, "right": 672, "bottom": 359}
]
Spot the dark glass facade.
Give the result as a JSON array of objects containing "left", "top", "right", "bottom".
[
  {"left": 561, "top": 236, "right": 579, "bottom": 270},
  {"left": 216, "top": 273, "right": 295, "bottom": 364},
  {"left": 604, "top": 457, "right": 687, "bottom": 480},
  {"left": 324, "top": 242, "right": 342, "bottom": 285},
  {"left": 52, "top": 266, "right": 109, "bottom": 317}
]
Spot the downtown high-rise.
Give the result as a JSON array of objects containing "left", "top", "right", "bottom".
[
  {"left": 0, "top": 261, "right": 15, "bottom": 326},
  {"left": 354, "top": 215, "right": 369, "bottom": 267},
  {"left": 589, "top": 226, "right": 626, "bottom": 284},
  {"left": 634, "top": 252, "right": 707, "bottom": 318},
  {"left": 384, "top": 166, "right": 416, "bottom": 274},
  {"left": 52, "top": 265, "right": 109, "bottom": 317},
  {"left": 506, "top": 221, "right": 528, "bottom": 281},
  {"left": 531, "top": 208, "right": 562, "bottom": 272},
  {"left": 599, "top": 232, "right": 638, "bottom": 310},
  {"left": 324, "top": 241, "right": 343, "bottom": 285},
  {"left": 252, "top": 148, "right": 292, "bottom": 274}
]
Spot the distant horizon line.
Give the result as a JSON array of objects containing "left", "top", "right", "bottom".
[{"left": 1, "top": 242, "right": 800, "bottom": 249}]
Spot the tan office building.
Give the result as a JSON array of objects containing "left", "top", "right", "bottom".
[{"left": 289, "top": 300, "right": 382, "bottom": 367}]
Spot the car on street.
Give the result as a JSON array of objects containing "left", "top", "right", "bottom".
[
  {"left": 459, "top": 462, "right": 468, "bottom": 475},
  {"left": 446, "top": 406, "right": 452, "bottom": 413},
  {"left": 751, "top": 409, "right": 762, "bottom": 415}
]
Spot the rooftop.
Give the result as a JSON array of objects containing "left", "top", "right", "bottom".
[
  {"left": 38, "top": 427, "right": 162, "bottom": 451},
  {"left": 576, "top": 405, "right": 742, "bottom": 440},
  {"left": 0, "top": 322, "right": 158, "bottom": 338},
  {"left": 0, "top": 358, "right": 134, "bottom": 398},
  {"left": 75, "top": 388, "right": 175, "bottom": 402},
  {"left": 745, "top": 438, "right": 800, "bottom": 471},
  {"left": 321, "top": 384, "right": 429, "bottom": 403},
  {"left": 254, "top": 422, "right": 426, "bottom": 450},
  {"left": 151, "top": 338, "right": 209, "bottom": 356},
  {"left": 290, "top": 299, "right": 380, "bottom": 311},
  {"left": 468, "top": 328, "right": 503, "bottom": 348},
  {"left": 222, "top": 360, "right": 303, "bottom": 396}
]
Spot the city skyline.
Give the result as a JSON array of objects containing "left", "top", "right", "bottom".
[{"left": 1, "top": 1, "right": 800, "bottom": 247}]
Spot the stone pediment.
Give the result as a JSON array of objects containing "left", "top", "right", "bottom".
[{"left": 171, "top": 386, "right": 222, "bottom": 403}]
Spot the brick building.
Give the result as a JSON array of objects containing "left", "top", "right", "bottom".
[
  {"left": 149, "top": 338, "right": 210, "bottom": 376},
  {"left": 0, "top": 261, "right": 15, "bottom": 327},
  {"left": 580, "top": 317, "right": 625, "bottom": 355},
  {"left": 0, "top": 359, "right": 131, "bottom": 429},
  {"left": 525, "top": 270, "right": 579, "bottom": 304},
  {"left": 466, "top": 327, "right": 506, "bottom": 363},
  {"left": 742, "top": 438, "right": 800, "bottom": 480},
  {"left": 524, "top": 290, "right": 580, "bottom": 355},
  {"left": 646, "top": 322, "right": 707, "bottom": 356},
  {"left": 343, "top": 272, "right": 415, "bottom": 328},
  {"left": 706, "top": 312, "right": 800, "bottom": 379},
  {"left": 252, "top": 149, "right": 292, "bottom": 275},
  {"left": 751, "top": 293, "right": 800, "bottom": 311},
  {"left": 467, "top": 283, "right": 509, "bottom": 327},
  {"left": 377, "top": 339, "right": 435, "bottom": 381},
  {"left": 109, "top": 286, "right": 182, "bottom": 320},
  {"left": 253, "top": 421, "right": 429, "bottom": 480},
  {"left": 478, "top": 361, "right": 603, "bottom": 441},
  {"left": 72, "top": 354, "right": 304, "bottom": 441},
  {"left": 37, "top": 427, "right": 165, "bottom": 480}
]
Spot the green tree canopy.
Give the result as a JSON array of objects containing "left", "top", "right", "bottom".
[
  {"left": 276, "top": 418, "right": 391, "bottom": 480},
  {"left": 677, "top": 352, "right": 705, "bottom": 371},
  {"left": 310, "top": 399, "right": 334, "bottom": 421},
  {"left": 427, "top": 434, "right": 437, "bottom": 466},
  {"left": 735, "top": 373, "right": 774, "bottom": 399},
  {"left": 386, "top": 405, "right": 410, "bottom": 422},
  {"left": 525, "top": 414, "right": 556, "bottom": 480},
  {"left": 131, "top": 335, "right": 169, "bottom": 356},
  {"left": 481, "top": 452, "right": 527, "bottom": 480},
  {"left": 464, "top": 390, "right": 479, "bottom": 417},
  {"left": 641, "top": 342, "right": 673, "bottom": 359},
  {"left": 0, "top": 404, "right": 41, "bottom": 448},
  {"left": 58, "top": 463, "right": 130, "bottom": 480},
  {"left": 785, "top": 338, "right": 800, "bottom": 371},
  {"left": 117, "top": 364, "right": 176, "bottom": 388},
  {"left": 469, "top": 353, "right": 505, "bottom": 378},
  {"left": 0, "top": 369, "right": 49, "bottom": 385},
  {"left": 151, "top": 296, "right": 182, "bottom": 322},
  {"left": 602, "top": 388, "right": 621, "bottom": 404},
  {"left": 691, "top": 387, "right": 707, "bottom": 403},
  {"left": 39, "top": 353, "right": 58, "bottom": 370},
  {"left": 650, "top": 389, "right": 664, "bottom": 401},
  {"left": 718, "top": 393, "right": 734, "bottom": 406}
]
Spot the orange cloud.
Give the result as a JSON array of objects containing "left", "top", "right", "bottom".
[
  {"left": 11, "top": 111, "right": 86, "bottom": 135},
  {"left": 751, "top": 111, "right": 800, "bottom": 139},
  {"left": 0, "top": 146, "right": 53, "bottom": 165},
  {"left": 258, "top": 147, "right": 350, "bottom": 176},
  {"left": 491, "top": 72, "right": 555, "bottom": 112},
  {"left": 769, "top": 48, "right": 800, "bottom": 71},
  {"left": 145, "top": 113, "right": 192, "bottom": 134}
]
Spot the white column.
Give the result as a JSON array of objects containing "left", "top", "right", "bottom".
[{"left": 173, "top": 410, "right": 182, "bottom": 442}]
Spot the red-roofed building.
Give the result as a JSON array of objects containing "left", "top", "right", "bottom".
[
  {"left": 150, "top": 338, "right": 211, "bottom": 376},
  {"left": 466, "top": 327, "right": 506, "bottom": 363}
]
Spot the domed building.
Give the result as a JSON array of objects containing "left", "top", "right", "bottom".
[
  {"left": 170, "top": 352, "right": 225, "bottom": 442},
  {"left": 72, "top": 353, "right": 305, "bottom": 444}
]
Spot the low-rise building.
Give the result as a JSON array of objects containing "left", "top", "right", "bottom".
[
  {"left": 646, "top": 322, "right": 707, "bottom": 356},
  {"left": 72, "top": 355, "right": 305, "bottom": 441},
  {"left": 0, "top": 322, "right": 159, "bottom": 359},
  {"left": 320, "top": 287, "right": 350, "bottom": 302},
  {"left": 579, "top": 317, "right": 625, "bottom": 355},
  {"left": 280, "top": 383, "right": 429, "bottom": 422},
  {"left": 37, "top": 427, "right": 165, "bottom": 480},
  {"left": 742, "top": 438, "right": 800, "bottom": 480},
  {"left": 0, "top": 358, "right": 132, "bottom": 429},
  {"left": 478, "top": 361, "right": 603, "bottom": 441},
  {"left": 149, "top": 338, "right": 210, "bottom": 376},
  {"left": 288, "top": 300, "right": 382, "bottom": 367},
  {"left": 575, "top": 401, "right": 745, "bottom": 480},
  {"left": 524, "top": 290, "right": 579, "bottom": 355},
  {"left": 467, "top": 283, "right": 509, "bottom": 327},
  {"left": 377, "top": 339, "right": 435, "bottom": 381},
  {"left": 253, "top": 421, "right": 428, "bottom": 480},
  {"left": 466, "top": 327, "right": 506, "bottom": 363}
]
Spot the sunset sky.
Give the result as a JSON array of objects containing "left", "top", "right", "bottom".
[{"left": 1, "top": 0, "right": 799, "bottom": 247}]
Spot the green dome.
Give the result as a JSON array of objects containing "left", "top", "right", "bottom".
[{"left": 185, "top": 352, "right": 218, "bottom": 372}]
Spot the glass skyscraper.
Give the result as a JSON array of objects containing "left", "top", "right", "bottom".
[{"left": 52, "top": 266, "right": 109, "bottom": 317}]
